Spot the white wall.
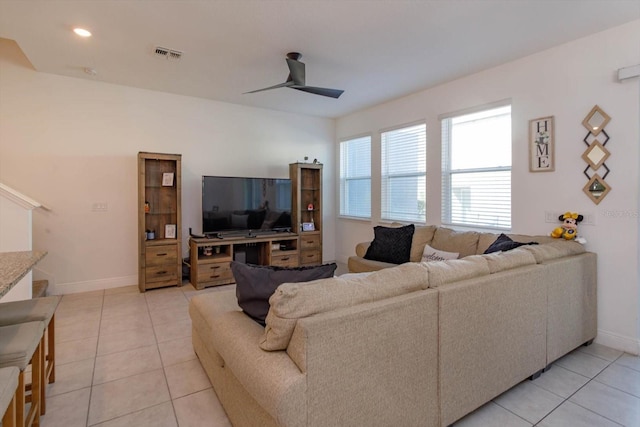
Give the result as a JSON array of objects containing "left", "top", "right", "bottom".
[
  {"left": 336, "top": 21, "right": 640, "bottom": 354},
  {"left": 0, "top": 38, "right": 336, "bottom": 294}
]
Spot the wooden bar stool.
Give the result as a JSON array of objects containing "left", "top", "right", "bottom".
[
  {"left": 0, "top": 321, "right": 44, "bottom": 427},
  {"left": 1, "top": 366, "right": 20, "bottom": 427},
  {"left": 0, "top": 296, "right": 60, "bottom": 415}
]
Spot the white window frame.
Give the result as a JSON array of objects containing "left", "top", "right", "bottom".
[
  {"left": 339, "top": 135, "right": 372, "bottom": 219},
  {"left": 380, "top": 122, "right": 426, "bottom": 223},
  {"left": 440, "top": 101, "right": 512, "bottom": 230}
]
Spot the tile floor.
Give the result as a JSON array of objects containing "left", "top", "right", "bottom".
[{"left": 38, "top": 282, "right": 640, "bottom": 426}]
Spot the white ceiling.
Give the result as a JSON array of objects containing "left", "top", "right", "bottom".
[{"left": 1, "top": 1, "right": 638, "bottom": 118}]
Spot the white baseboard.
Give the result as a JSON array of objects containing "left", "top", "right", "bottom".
[
  {"left": 595, "top": 329, "right": 640, "bottom": 356},
  {"left": 51, "top": 275, "right": 137, "bottom": 295}
]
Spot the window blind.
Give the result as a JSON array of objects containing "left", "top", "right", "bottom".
[
  {"left": 441, "top": 105, "right": 511, "bottom": 229},
  {"left": 340, "top": 136, "right": 371, "bottom": 218},
  {"left": 381, "top": 123, "right": 426, "bottom": 222}
]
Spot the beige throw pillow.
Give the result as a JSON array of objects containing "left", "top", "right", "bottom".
[{"left": 422, "top": 244, "right": 459, "bottom": 262}]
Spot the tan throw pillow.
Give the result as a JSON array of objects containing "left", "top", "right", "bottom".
[
  {"left": 431, "top": 227, "right": 480, "bottom": 258},
  {"left": 422, "top": 244, "right": 459, "bottom": 262},
  {"left": 390, "top": 223, "right": 437, "bottom": 262},
  {"left": 260, "top": 262, "right": 429, "bottom": 351}
]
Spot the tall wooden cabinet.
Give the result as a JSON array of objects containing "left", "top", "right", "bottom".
[
  {"left": 138, "top": 152, "right": 182, "bottom": 292},
  {"left": 290, "top": 162, "right": 322, "bottom": 266}
]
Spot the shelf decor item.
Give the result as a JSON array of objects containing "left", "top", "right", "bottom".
[
  {"left": 581, "top": 105, "right": 611, "bottom": 204},
  {"left": 529, "top": 116, "right": 555, "bottom": 172},
  {"left": 138, "top": 152, "right": 182, "bottom": 292},
  {"left": 165, "top": 224, "right": 176, "bottom": 239},
  {"left": 162, "top": 172, "right": 174, "bottom": 187}
]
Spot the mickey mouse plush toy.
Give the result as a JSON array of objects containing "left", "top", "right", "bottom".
[{"left": 551, "top": 212, "right": 583, "bottom": 240}]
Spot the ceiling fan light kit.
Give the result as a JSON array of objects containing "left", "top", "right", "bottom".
[{"left": 245, "top": 52, "right": 344, "bottom": 99}]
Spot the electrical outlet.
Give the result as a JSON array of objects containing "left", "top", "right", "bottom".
[
  {"left": 92, "top": 202, "right": 108, "bottom": 212},
  {"left": 544, "top": 211, "right": 558, "bottom": 223},
  {"left": 583, "top": 213, "right": 596, "bottom": 226}
]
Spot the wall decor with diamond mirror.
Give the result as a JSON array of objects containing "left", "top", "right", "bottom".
[{"left": 581, "top": 105, "right": 611, "bottom": 204}]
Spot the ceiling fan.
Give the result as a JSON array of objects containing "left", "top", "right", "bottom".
[{"left": 245, "top": 52, "right": 344, "bottom": 99}]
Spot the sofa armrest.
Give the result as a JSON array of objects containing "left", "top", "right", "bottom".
[
  {"left": 292, "top": 290, "right": 439, "bottom": 427},
  {"left": 355, "top": 241, "right": 371, "bottom": 257}
]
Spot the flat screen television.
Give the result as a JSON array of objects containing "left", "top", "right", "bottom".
[{"left": 202, "top": 176, "right": 292, "bottom": 235}]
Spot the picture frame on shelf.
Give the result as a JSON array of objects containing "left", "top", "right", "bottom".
[
  {"left": 302, "top": 222, "right": 315, "bottom": 232},
  {"left": 162, "top": 172, "right": 175, "bottom": 186},
  {"left": 529, "top": 116, "right": 555, "bottom": 172},
  {"left": 165, "top": 224, "right": 177, "bottom": 239}
]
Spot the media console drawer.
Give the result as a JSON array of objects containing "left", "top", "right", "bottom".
[
  {"left": 197, "top": 262, "right": 233, "bottom": 283},
  {"left": 146, "top": 244, "right": 178, "bottom": 266},
  {"left": 271, "top": 253, "right": 298, "bottom": 268},
  {"left": 300, "top": 234, "right": 321, "bottom": 250}
]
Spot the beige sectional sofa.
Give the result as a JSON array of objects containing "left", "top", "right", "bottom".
[{"left": 189, "top": 225, "right": 597, "bottom": 427}]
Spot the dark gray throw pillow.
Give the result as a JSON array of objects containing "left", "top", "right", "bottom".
[
  {"left": 231, "top": 261, "right": 337, "bottom": 325},
  {"left": 364, "top": 224, "right": 415, "bottom": 264},
  {"left": 484, "top": 233, "right": 538, "bottom": 254}
]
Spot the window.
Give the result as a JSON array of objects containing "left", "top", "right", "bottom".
[
  {"left": 441, "top": 104, "right": 511, "bottom": 229},
  {"left": 339, "top": 136, "right": 371, "bottom": 218},
  {"left": 381, "top": 123, "right": 426, "bottom": 222}
]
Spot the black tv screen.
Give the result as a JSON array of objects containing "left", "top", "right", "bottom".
[{"left": 202, "top": 176, "right": 292, "bottom": 234}]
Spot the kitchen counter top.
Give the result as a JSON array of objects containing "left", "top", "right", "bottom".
[{"left": 0, "top": 250, "right": 47, "bottom": 298}]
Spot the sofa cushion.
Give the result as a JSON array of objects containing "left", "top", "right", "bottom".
[
  {"left": 484, "top": 233, "right": 538, "bottom": 254},
  {"left": 364, "top": 224, "right": 415, "bottom": 264},
  {"left": 482, "top": 248, "right": 537, "bottom": 273},
  {"left": 431, "top": 228, "right": 480, "bottom": 258},
  {"left": 410, "top": 225, "right": 438, "bottom": 262},
  {"left": 521, "top": 241, "right": 586, "bottom": 263},
  {"left": 421, "top": 244, "right": 459, "bottom": 262},
  {"left": 231, "top": 262, "right": 337, "bottom": 325},
  {"left": 260, "top": 262, "right": 429, "bottom": 351},
  {"left": 422, "top": 255, "right": 490, "bottom": 288}
]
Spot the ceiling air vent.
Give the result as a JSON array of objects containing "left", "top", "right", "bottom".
[{"left": 154, "top": 46, "right": 183, "bottom": 61}]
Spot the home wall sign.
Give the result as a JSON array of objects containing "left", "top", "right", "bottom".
[
  {"left": 529, "top": 116, "right": 555, "bottom": 172},
  {"left": 581, "top": 105, "right": 611, "bottom": 204}
]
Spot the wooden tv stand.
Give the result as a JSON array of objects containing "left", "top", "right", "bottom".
[{"left": 188, "top": 232, "right": 299, "bottom": 290}]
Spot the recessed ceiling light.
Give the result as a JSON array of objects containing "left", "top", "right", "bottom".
[{"left": 73, "top": 28, "right": 92, "bottom": 37}]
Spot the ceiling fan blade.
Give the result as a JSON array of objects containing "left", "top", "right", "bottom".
[
  {"left": 243, "top": 81, "right": 293, "bottom": 94},
  {"left": 286, "top": 57, "right": 305, "bottom": 86},
  {"left": 292, "top": 85, "right": 344, "bottom": 99}
]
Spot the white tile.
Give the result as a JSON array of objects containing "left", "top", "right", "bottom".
[
  {"left": 47, "top": 357, "right": 94, "bottom": 397},
  {"left": 104, "top": 285, "right": 139, "bottom": 295},
  {"left": 88, "top": 369, "right": 171, "bottom": 425},
  {"left": 531, "top": 365, "right": 590, "bottom": 398},
  {"left": 91, "top": 401, "right": 177, "bottom": 427},
  {"left": 578, "top": 343, "right": 624, "bottom": 362},
  {"left": 164, "top": 358, "right": 212, "bottom": 399},
  {"left": 99, "top": 311, "right": 152, "bottom": 335},
  {"left": 93, "top": 344, "right": 162, "bottom": 385},
  {"left": 97, "top": 326, "right": 157, "bottom": 356},
  {"left": 538, "top": 401, "right": 620, "bottom": 427},
  {"left": 56, "top": 336, "right": 98, "bottom": 365},
  {"left": 173, "top": 388, "right": 231, "bottom": 427},
  {"left": 56, "top": 318, "right": 101, "bottom": 343},
  {"left": 595, "top": 363, "right": 640, "bottom": 398},
  {"left": 153, "top": 318, "right": 192, "bottom": 343},
  {"left": 101, "top": 298, "right": 148, "bottom": 319},
  {"left": 454, "top": 401, "right": 531, "bottom": 426},
  {"left": 493, "top": 381, "right": 564, "bottom": 424},
  {"left": 614, "top": 353, "right": 640, "bottom": 373},
  {"left": 554, "top": 350, "right": 611, "bottom": 378},
  {"left": 158, "top": 336, "right": 197, "bottom": 367},
  {"left": 39, "top": 387, "right": 91, "bottom": 427},
  {"left": 570, "top": 380, "right": 640, "bottom": 426},
  {"left": 149, "top": 302, "right": 190, "bottom": 325}
]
